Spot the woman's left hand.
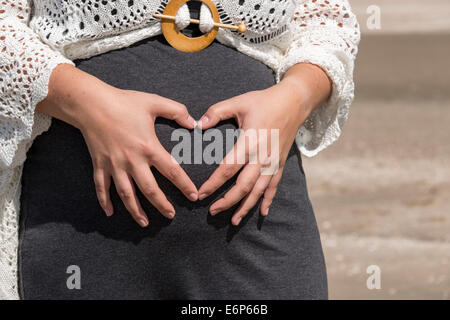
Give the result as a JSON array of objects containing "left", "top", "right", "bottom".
[{"left": 197, "top": 63, "right": 331, "bottom": 226}]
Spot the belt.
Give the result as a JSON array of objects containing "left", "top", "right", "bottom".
[{"left": 152, "top": 0, "right": 247, "bottom": 53}]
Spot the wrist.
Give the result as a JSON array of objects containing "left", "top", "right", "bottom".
[
  {"left": 272, "top": 76, "right": 314, "bottom": 126},
  {"left": 37, "top": 64, "right": 113, "bottom": 130},
  {"left": 279, "top": 63, "right": 332, "bottom": 114}
]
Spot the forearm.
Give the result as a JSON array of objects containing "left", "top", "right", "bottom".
[{"left": 36, "top": 64, "right": 114, "bottom": 131}]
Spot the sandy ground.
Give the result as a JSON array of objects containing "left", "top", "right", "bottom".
[
  {"left": 305, "top": 99, "right": 450, "bottom": 300},
  {"left": 302, "top": 29, "right": 450, "bottom": 299}
]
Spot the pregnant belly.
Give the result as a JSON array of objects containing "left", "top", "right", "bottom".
[{"left": 21, "top": 36, "right": 277, "bottom": 231}]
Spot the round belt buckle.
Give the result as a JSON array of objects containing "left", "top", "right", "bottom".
[{"left": 161, "top": 0, "right": 220, "bottom": 53}]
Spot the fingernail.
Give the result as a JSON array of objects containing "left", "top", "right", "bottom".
[
  {"left": 105, "top": 207, "right": 113, "bottom": 217},
  {"left": 167, "top": 211, "right": 175, "bottom": 219},
  {"left": 235, "top": 216, "right": 242, "bottom": 225},
  {"left": 210, "top": 208, "right": 218, "bottom": 216},
  {"left": 188, "top": 116, "right": 196, "bottom": 127},
  {"left": 198, "top": 116, "right": 209, "bottom": 129},
  {"left": 199, "top": 193, "right": 207, "bottom": 201},
  {"left": 189, "top": 193, "right": 198, "bottom": 201},
  {"left": 139, "top": 219, "right": 149, "bottom": 227},
  {"left": 262, "top": 208, "right": 269, "bottom": 216}
]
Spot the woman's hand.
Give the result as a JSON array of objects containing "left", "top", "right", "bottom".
[
  {"left": 197, "top": 63, "right": 331, "bottom": 226},
  {"left": 37, "top": 64, "right": 199, "bottom": 227}
]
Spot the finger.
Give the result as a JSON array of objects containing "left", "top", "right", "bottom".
[
  {"left": 152, "top": 96, "right": 196, "bottom": 129},
  {"left": 231, "top": 175, "right": 272, "bottom": 226},
  {"left": 198, "top": 135, "right": 248, "bottom": 200},
  {"left": 131, "top": 163, "right": 176, "bottom": 219},
  {"left": 260, "top": 167, "right": 284, "bottom": 217},
  {"left": 151, "top": 147, "right": 198, "bottom": 202},
  {"left": 209, "top": 164, "right": 261, "bottom": 215},
  {"left": 112, "top": 170, "right": 149, "bottom": 228},
  {"left": 93, "top": 168, "right": 114, "bottom": 217},
  {"left": 198, "top": 100, "right": 238, "bottom": 130}
]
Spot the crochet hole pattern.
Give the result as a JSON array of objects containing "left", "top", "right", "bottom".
[{"left": 293, "top": 0, "right": 360, "bottom": 56}]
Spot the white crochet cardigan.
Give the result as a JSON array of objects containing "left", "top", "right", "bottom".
[{"left": 0, "top": 0, "right": 360, "bottom": 299}]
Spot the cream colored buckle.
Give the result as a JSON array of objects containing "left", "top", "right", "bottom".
[{"left": 152, "top": 0, "right": 246, "bottom": 53}]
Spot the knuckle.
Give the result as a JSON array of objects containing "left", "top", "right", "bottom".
[
  {"left": 141, "top": 185, "right": 157, "bottom": 198},
  {"left": 94, "top": 182, "right": 105, "bottom": 194},
  {"left": 255, "top": 187, "right": 265, "bottom": 196},
  {"left": 110, "top": 156, "right": 126, "bottom": 171},
  {"left": 92, "top": 157, "right": 105, "bottom": 169},
  {"left": 122, "top": 149, "right": 136, "bottom": 169},
  {"left": 205, "top": 105, "right": 220, "bottom": 117},
  {"left": 177, "top": 103, "right": 188, "bottom": 112},
  {"left": 221, "top": 167, "right": 235, "bottom": 180},
  {"left": 141, "top": 142, "right": 155, "bottom": 159},
  {"left": 118, "top": 188, "right": 133, "bottom": 200},
  {"left": 93, "top": 172, "right": 103, "bottom": 185},
  {"left": 93, "top": 156, "right": 113, "bottom": 170},
  {"left": 171, "top": 103, "right": 188, "bottom": 119},
  {"left": 239, "top": 183, "right": 252, "bottom": 195},
  {"left": 207, "top": 108, "right": 217, "bottom": 118}
]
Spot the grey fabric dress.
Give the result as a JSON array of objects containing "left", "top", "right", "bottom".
[{"left": 19, "top": 12, "right": 327, "bottom": 299}]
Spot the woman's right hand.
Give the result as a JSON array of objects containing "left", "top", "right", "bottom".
[{"left": 37, "top": 64, "right": 198, "bottom": 227}]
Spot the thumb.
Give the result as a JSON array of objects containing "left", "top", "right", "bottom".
[
  {"left": 153, "top": 98, "right": 196, "bottom": 129},
  {"left": 198, "top": 101, "right": 237, "bottom": 130}
]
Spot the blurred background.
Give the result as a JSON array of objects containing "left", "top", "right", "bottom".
[{"left": 303, "top": 0, "right": 450, "bottom": 299}]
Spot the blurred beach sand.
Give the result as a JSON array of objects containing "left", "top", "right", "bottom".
[{"left": 303, "top": 1, "right": 450, "bottom": 299}]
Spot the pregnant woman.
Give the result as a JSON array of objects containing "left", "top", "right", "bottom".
[{"left": 0, "top": 0, "right": 359, "bottom": 299}]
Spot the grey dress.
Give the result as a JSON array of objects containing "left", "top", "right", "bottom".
[{"left": 18, "top": 8, "right": 327, "bottom": 300}]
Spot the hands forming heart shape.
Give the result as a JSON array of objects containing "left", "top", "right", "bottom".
[{"left": 42, "top": 63, "right": 330, "bottom": 228}]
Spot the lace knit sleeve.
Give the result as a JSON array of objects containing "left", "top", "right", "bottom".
[
  {"left": 0, "top": 0, "right": 74, "bottom": 170},
  {"left": 277, "top": 0, "right": 360, "bottom": 157}
]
